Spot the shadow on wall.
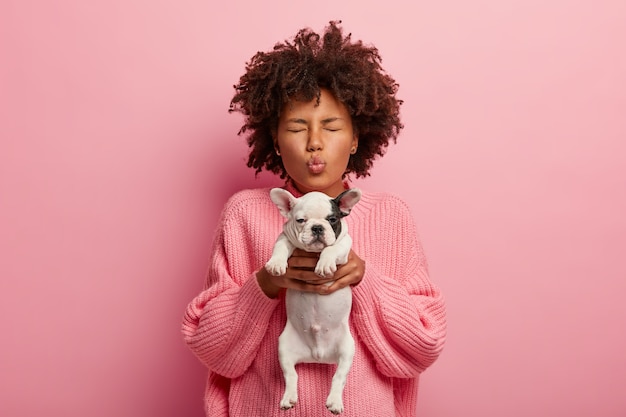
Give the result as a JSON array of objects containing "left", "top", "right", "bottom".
[{"left": 171, "top": 130, "right": 285, "bottom": 417}]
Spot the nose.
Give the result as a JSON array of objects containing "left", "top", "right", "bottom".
[
  {"left": 307, "top": 128, "right": 323, "bottom": 152},
  {"left": 311, "top": 224, "right": 324, "bottom": 235}
]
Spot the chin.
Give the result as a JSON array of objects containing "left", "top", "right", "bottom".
[
  {"left": 293, "top": 177, "right": 338, "bottom": 192},
  {"left": 302, "top": 241, "right": 326, "bottom": 252}
]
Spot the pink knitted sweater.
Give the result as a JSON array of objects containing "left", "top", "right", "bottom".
[{"left": 182, "top": 184, "right": 446, "bottom": 416}]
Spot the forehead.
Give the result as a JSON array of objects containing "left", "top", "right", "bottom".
[
  {"left": 279, "top": 89, "right": 351, "bottom": 122},
  {"left": 292, "top": 197, "right": 333, "bottom": 218}
]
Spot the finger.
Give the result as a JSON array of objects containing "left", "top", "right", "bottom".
[
  {"left": 291, "top": 248, "right": 320, "bottom": 258},
  {"left": 288, "top": 279, "right": 329, "bottom": 293},
  {"left": 335, "top": 258, "right": 365, "bottom": 284},
  {"left": 286, "top": 267, "right": 329, "bottom": 283},
  {"left": 319, "top": 278, "right": 349, "bottom": 294},
  {"left": 287, "top": 256, "right": 318, "bottom": 270}
]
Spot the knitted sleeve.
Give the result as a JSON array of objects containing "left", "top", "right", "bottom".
[
  {"left": 350, "top": 195, "right": 447, "bottom": 378},
  {"left": 181, "top": 195, "right": 280, "bottom": 378}
]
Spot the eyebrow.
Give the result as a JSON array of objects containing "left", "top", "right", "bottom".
[{"left": 285, "top": 117, "right": 344, "bottom": 124}]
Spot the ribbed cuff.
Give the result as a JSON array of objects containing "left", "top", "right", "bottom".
[{"left": 238, "top": 271, "right": 282, "bottom": 327}]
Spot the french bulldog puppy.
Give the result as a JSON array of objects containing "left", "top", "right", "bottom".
[{"left": 265, "top": 187, "right": 361, "bottom": 414}]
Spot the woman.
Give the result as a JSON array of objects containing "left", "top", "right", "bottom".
[{"left": 182, "top": 21, "right": 446, "bottom": 416}]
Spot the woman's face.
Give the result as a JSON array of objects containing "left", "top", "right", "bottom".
[{"left": 275, "top": 88, "right": 358, "bottom": 197}]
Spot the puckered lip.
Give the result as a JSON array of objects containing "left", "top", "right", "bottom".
[
  {"left": 307, "top": 155, "right": 326, "bottom": 174},
  {"left": 307, "top": 155, "right": 325, "bottom": 166}
]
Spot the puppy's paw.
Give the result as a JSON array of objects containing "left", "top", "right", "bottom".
[
  {"left": 265, "top": 258, "right": 287, "bottom": 276},
  {"left": 314, "top": 259, "right": 337, "bottom": 278},
  {"left": 325, "top": 395, "right": 344, "bottom": 414},
  {"left": 279, "top": 392, "right": 297, "bottom": 410}
]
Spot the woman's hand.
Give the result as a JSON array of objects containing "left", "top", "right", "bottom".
[
  {"left": 257, "top": 249, "right": 365, "bottom": 298},
  {"left": 321, "top": 249, "right": 365, "bottom": 293}
]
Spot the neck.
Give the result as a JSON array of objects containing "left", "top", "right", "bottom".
[{"left": 286, "top": 179, "right": 350, "bottom": 198}]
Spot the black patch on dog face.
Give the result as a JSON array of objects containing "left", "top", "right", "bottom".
[{"left": 328, "top": 200, "right": 344, "bottom": 238}]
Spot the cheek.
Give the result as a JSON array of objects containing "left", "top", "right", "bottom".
[
  {"left": 276, "top": 144, "right": 300, "bottom": 164},
  {"left": 331, "top": 142, "right": 353, "bottom": 163}
]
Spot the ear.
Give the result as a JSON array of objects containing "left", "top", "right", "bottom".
[
  {"left": 272, "top": 133, "right": 280, "bottom": 155},
  {"left": 334, "top": 188, "right": 362, "bottom": 216},
  {"left": 269, "top": 188, "right": 298, "bottom": 218}
]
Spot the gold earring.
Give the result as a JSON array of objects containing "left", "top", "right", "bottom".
[
  {"left": 275, "top": 148, "right": 281, "bottom": 156},
  {"left": 350, "top": 147, "right": 357, "bottom": 154}
]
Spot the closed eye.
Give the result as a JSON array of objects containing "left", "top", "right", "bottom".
[{"left": 296, "top": 219, "right": 305, "bottom": 223}]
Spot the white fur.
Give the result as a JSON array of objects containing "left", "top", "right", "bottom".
[{"left": 265, "top": 188, "right": 361, "bottom": 414}]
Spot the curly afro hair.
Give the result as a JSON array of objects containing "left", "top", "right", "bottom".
[{"left": 228, "top": 20, "right": 403, "bottom": 179}]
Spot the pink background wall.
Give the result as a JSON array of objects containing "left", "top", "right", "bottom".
[{"left": 1, "top": 1, "right": 625, "bottom": 416}]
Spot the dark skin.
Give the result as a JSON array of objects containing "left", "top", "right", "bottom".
[{"left": 256, "top": 248, "right": 365, "bottom": 299}]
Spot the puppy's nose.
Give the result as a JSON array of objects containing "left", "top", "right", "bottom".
[{"left": 311, "top": 225, "right": 324, "bottom": 235}]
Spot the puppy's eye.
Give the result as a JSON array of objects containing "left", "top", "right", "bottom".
[
  {"left": 327, "top": 216, "right": 338, "bottom": 224},
  {"left": 296, "top": 219, "right": 305, "bottom": 224}
]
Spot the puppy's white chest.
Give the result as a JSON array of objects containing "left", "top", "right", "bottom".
[{"left": 286, "top": 288, "right": 351, "bottom": 327}]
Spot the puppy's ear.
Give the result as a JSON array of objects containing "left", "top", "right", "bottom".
[
  {"left": 269, "top": 188, "right": 298, "bottom": 218},
  {"left": 334, "top": 188, "right": 362, "bottom": 216}
]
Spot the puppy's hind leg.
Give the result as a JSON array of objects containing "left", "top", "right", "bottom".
[
  {"left": 279, "top": 359, "right": 298, "bottom": 410},
  {"left": 325, "top": 334, "right": 355, "bottom": 414},
  {"left": 278, "top": 324, "right": 299, "bottom": 410}
]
